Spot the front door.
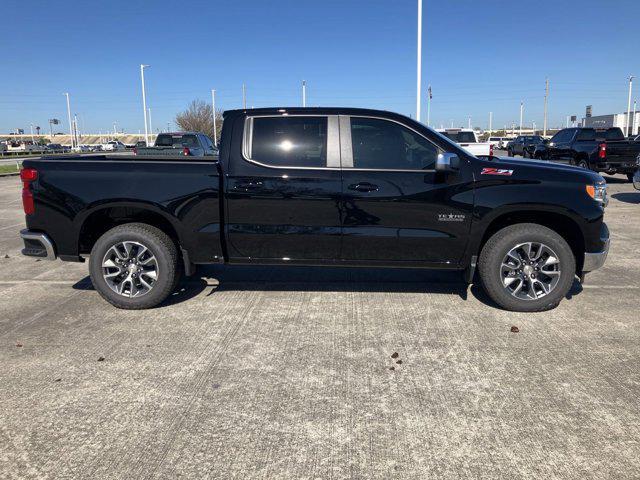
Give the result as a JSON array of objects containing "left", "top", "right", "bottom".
[
  {"left": 225, "top": 115, "right": 343, "bottom": 261},
  {"left": 339, "top": 116, "right": 474, "bottom": 266}
]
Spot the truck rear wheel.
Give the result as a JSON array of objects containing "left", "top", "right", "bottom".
[
  {"left": 89, "top": 223, "right": 179, "bottom": 309},
  {"left": 478, "top": 223, "right": 576, "bottom": 312}
]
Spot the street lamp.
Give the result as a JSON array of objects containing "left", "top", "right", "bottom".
[
  {"left": 63, "top": 93, "right": 74, "bottom": 149},
  {"left": 626, "top": 76, "right": 634, "bottom": 136},
  {"left": 140, "top": 64, "right": 150, "bottom": 146},
  {"left": 416, "top": 0, "right": 423, "bottom": 122}
]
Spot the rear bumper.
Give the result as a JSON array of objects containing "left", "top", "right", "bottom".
[
  {"left": 20, "top": 229, "right": 56, "bottom": 260},
  {"left": 583, "top": 224, "right": 610, "bottom": 272}
]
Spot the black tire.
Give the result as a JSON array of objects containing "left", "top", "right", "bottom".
[
  {"left": 576, "top": 158, "right": 590, "bottom": 170},
  {"left": 507, "top": 148, "right": 513, "bottom": 157},
  {"left": 478, "top": 223, "right": 576, "bottom": 312},
  {"left": 627, "top": 173, "right": 635, "bottom": 183},
  {"left": 89, "top": 223, "right": 179, "bottom": 309}
]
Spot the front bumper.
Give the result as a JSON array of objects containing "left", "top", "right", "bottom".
[
  {"left": 583, "top": 224, "right": 610, "bottom": 272},
  {"left": 20, "top": 229, "right": 56, "bottom": 260}
]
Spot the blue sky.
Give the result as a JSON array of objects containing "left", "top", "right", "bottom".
[{"left": 1, "top": 0, "right": 638, "bottom": 134}]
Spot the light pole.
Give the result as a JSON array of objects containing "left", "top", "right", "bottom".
[
  {"left": 211, "top": 89, "right": 218, "bottom": 146},
  {"left": 148, "top": 108, "right": 153, "bottom": 141},
  {"left": 113, "top": 122, "right": 117, "bottom": 135},
  {"left": 519, "top": 101, "right": 524, "bottom": 135},
  {"left": 63, "top": 93, "right": 74, "bottom": 149},
  {"left": 488, "top": 111, "right": 492, "bottom": 135},
  {"left": 30, "top": 124, "right": 35, "bottom": 143},
  {"left": 416, "top": 0, "right": 423, "bottom": 122},
  {"left": 632, "top": 100, "right": 637, "bottom": 136},
  {"left": 543, "top": 77, "right": 549, "bottom": 137},
  {"left": 626, "top": 75, "right": 634, "bottom": 136},
  {"left": 140, "top": 64, "right": 150, "bottom": 146},
  {"left": 302, "top": 80, "right": 306, "bottom": 107},
  {"left": 242, "top": 83, "right": 247, "bottom": 109},
  {"left": 468, "top": 116, "right": 471, "bottom": 129}
]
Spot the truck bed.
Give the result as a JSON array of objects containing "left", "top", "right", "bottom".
[{"left": 22, "top": 155, "right": 224, "bottom": 263}]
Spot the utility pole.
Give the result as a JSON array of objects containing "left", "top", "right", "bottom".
[
  {"left": 543, "top": 77, "right": 549, "bottom": 137},
  {"left": 416, "top": 0, "right": 423, "bottom": 122},
  {"left": 140, "top": 64, "right": 150, "bottom": 146},
  {"left": 519, "top": 101, "right": 524, "bottom": 135},
  {"left": 73, "top": 114, "right": 79, "bottom": 146},
  {"left": 626, "top": 75, "right": 634, "bottom": 136},
  {"left": 242, "top": 83, "right": 247, "bottom": 109},
  {"left": 63, "top": 93, "right": 74, "bottom": 149},
  {"left": 211, "top": 89, "right": 218, "bottom": 146},
  {"left": 489, "top": 111, "right": 493, "bottom": 135},
  {"left": 148, "top": 108, "right": 153, "bottom": 141},
  {"left": 302, "top": 80, "right": 306, "bottom": 107}
]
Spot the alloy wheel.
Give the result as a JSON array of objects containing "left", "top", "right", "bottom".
[
  {"left": 102, "top": 241, "right": 158, "bottom": 298},
  {"left": 500, "top": 242, "right": 561, "bottom": 300}
]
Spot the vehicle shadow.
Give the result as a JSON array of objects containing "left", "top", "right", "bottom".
[
  {"left": 601, "top": 175, "right": 631, "bottom": 184},
  {"left": 611, "top": 192, "right": 640, "bottom": 204},
  {"left": 72, "top": 265, "right": 584, "bottom": 309},
  {"left": 72, "top": 275, "right": 210, "bottom": 307}
]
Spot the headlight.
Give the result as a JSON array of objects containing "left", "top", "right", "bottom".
[{"left": 586, "top": 181, "right": 607, "bottom": 206}]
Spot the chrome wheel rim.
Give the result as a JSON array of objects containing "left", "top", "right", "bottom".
[
  {"left": 500, "top": 242, "right": 561, "bottom": 300},
  {"left": 102, "top": 241, "right": 158, "bottom": 298}
]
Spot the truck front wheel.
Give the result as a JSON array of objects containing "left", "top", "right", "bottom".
[
  {"left": 478, "top": 223, "right": 576, "bottom": 312},
  {"left": 89, "top": 223, "right": 179, "bottom": 309}
]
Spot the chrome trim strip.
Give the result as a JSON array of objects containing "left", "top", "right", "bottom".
[
  {"left": 20, "top": 229, "right": 56, "bottom": 260},
  {"left": 326, "top": 116, "right": 340, "bottom": 168},
  {"left": 339, "top": 115, "right": 353, "bottom": 167}
]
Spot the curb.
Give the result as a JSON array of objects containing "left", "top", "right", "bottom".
[{"left": 0, "top": 172, "right": 20, "bottom": 177}]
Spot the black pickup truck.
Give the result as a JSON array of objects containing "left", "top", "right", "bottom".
[
  {"left": 534, "top": 127, "right": 640, "bottom": 180},
  {"left": 19, "top": 107, "right": 610, "bottom": 312}
]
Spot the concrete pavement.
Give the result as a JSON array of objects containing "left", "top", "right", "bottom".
[{"left": 0, "top": 174, "right": 639, "bottom": 479}]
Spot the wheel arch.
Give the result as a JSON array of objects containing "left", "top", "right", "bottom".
[
  {"left": 475, "top": 210, "right": 586, "bottom": 273},
  {"left": 76, "top": 202, "right": 182, "bottom": 255}
]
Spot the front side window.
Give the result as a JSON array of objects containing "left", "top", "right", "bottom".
[
  {"left": 250, "top": 116, "right": 327, "bottom": 167},
  {"left": 350, "top": 118, "right": 439, "bottom": 170}
]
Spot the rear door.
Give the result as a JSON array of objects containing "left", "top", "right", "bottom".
[
  {"left": 225, "top": 114, "right": 343, "bottom": 261},
  {"left": 339, "top": 116, "right": 474, "bottom": 265},
  {"left": 549, "top": 129, "right": 576, "bottom": 162}
]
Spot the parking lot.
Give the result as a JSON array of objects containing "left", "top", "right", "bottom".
[{"left": 0, "top": 173, "right": 639, "bottom": 478}]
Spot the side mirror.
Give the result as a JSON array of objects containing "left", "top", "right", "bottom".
[{"left": 436, "top": 152, "right": 460, "bottom": 172}]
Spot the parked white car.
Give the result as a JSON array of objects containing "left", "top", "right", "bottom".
[
  {"left": 436, "top": 128, "right": 493, "bottom": 156},
  {"left": 102, "top": 141, "right": 126, "bottom": 151}
]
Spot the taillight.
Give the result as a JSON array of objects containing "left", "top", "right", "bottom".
[
  {"left": 598, "top": 143, "right": 606, "bottom": 159},
  {"left": 489, "top": 144, "right": 494, "bottom": 156},
  {"left": 20, "top": 168, "right": 37, "bottom": 215},
  {"left": 182, "top": 147, "right": 190, "bottom": 156}
]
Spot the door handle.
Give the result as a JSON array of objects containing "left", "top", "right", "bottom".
[
  {"left": 348, "top": 182, "right": 379, "bottom": 192},
  {"left": 234, "top": 181, "right": 264, "bottom": 190}
]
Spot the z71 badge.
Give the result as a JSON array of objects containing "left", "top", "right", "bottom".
[{"left": 481, "top": 167, "right": 514, "bottom": 176}]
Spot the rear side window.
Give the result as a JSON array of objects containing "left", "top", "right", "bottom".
[
  {"left": 250, "top": 116, "right": 327, "bottom": 167},
  {"left": 350, "top": 117, "right": 439, "bottom": 170}
]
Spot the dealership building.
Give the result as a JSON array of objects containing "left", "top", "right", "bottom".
[{"left": 582, "top": 109, "right": 639, "bottom": 136}]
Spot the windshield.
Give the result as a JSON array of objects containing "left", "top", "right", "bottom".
[{"left": 155, "top": 134, "right": 198, "bottom": 148}]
